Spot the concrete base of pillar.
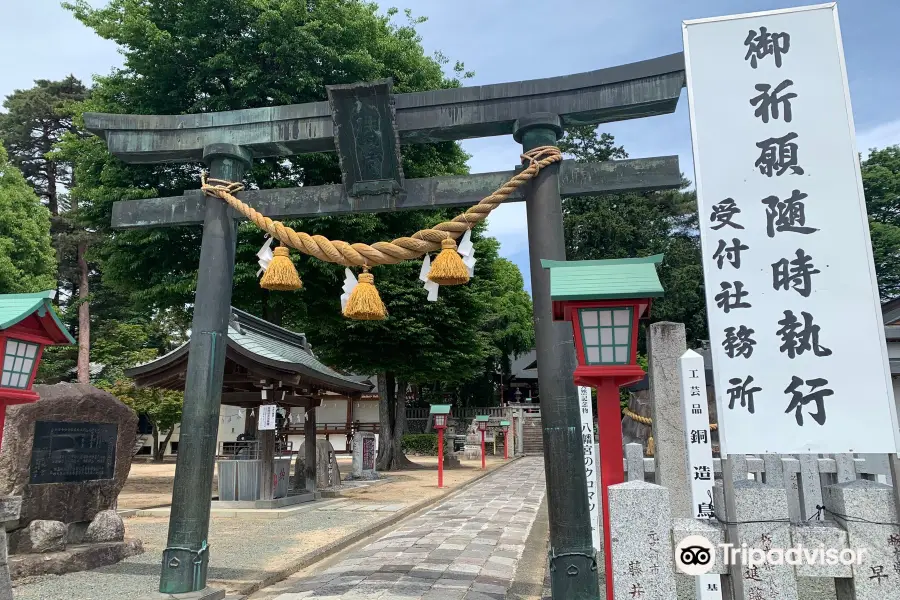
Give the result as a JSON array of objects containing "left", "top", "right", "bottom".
[
  {"left": 145, "top": 587, "right": 225, "bottom": 600},
  {"left": 210, "top": 491, "right": 319, "bottom": 510}
]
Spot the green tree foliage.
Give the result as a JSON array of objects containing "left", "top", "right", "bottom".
[
  {"left": 559, "top": 126, "right": 707, "bottom": 347},
  {"left": 60, "top": 0, "right": 530, "bottom": 469},
  {"left": 102, "top": 379, "right": 183, "bottom": 461},
  {"left": 36, "top": 318, "right": 163, "bottom": 384},
  {"left": 0, "top": 77, "right": 89, "bottom": 215},
  {"left": 861, "top": 146, "right": 900, "bottom": 301},
  {"left": 0, "top": 143, "right": 56, "bottom": 294},
  {"left": 0, "top": 77, "right": 94, "bottom": 382},
  {"left": 60, "top": 0, "right": 475, "bottom": 321}
]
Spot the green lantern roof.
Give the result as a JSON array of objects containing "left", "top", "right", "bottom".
[
  {"left": 0, "top": 291, "right": 75, "bottom": 343},
  {"left": 475, "top": 415, "right": 490, "bottom": 422},
  {"left": 541, "top": 255, "right": 665, "bottom": 301},
  {"left": 429, "top": 404, "right": 452, "bottom": 415}
]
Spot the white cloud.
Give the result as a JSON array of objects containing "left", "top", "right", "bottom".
[{"left": 856, "top": 119, "right": 900, "bottom": 158}]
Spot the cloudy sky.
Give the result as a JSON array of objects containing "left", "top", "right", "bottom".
[{"left": 2, "top": 0, "right": 898, "bottom": 293}]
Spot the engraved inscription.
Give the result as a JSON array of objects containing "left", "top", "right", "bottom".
[{"left": 29, "top": 421, "right": 117, "bottom": 484}]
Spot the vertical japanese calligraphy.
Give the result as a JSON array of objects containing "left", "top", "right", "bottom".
[
  {"left": 684, "top": 4, "right": 899, "bottom": 454},
  {"left": 578, "top": 386, "right": 601, "bottom": 554},
  {"left": 678, "top": 350, "right": 724, "bottom": 600}
]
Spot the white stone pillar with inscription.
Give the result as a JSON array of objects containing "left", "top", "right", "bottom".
[
  {"left": 679, "top": 349, "right": 723, "bottom": 600},
  {"left": 578, "top": 386, "right": 601, "bottom": 555}
]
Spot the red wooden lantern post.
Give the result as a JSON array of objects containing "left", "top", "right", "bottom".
[
  {"left": 475, "top": 415, "right": 489, "bottom": 469},
  {"left": 430, "top": 404, "right": 452, "bottom": 488},
  {"left": 543, "top": 256, "right": 664, "bottom": 600},
  {"left": 0, "top": 291, "right": 75, "bottom": 449},
  {"left": 500, "top": 420, "right": 510, "bottom": 460}
]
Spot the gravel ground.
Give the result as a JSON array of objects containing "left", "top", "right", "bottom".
[{"left": 12, "top": 510, "right": 386, "bottom": 600}]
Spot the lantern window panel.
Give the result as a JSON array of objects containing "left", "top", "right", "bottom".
[
  {"left": 2, "top": 339, "right": 39, "bottom": 389},
  {"left": 580, "top": 307, "right": 633, "bottom": 366}
]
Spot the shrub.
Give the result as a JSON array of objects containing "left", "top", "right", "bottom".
[{"left": 402, "top": 433, "right": 439, "bottom": 455}]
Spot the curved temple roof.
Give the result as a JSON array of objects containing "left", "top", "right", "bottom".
[{"left": 126, "top": 307, "right": 370, "bottom": 396}]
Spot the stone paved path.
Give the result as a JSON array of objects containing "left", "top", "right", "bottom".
[{"left": 266, "top": 456, "right": 546, "bottom": 600}]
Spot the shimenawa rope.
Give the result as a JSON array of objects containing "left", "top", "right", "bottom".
[{"left": 199, "top": 146, "right": 562, "bottom": 267}]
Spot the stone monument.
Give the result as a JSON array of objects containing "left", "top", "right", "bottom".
[
  {"left": 350, "top": 432, "right": 377, "bottom": 480},
  {"left": 293, "top": 439, "right": 341, "bottom": 490},
  {"left": 0, "top": 383, "right": 142, "bottom": 579},
  {"left": 463, "top": 419, "right": 481, "bottom": 460}
]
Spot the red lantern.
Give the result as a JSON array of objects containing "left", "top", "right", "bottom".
[
  {"left": 429, "top": 405, "right": 452, "bottom": 488},
  {"left": 500, "top": 420, "right": 510, "bottom": 460},
  {"left": 543, "top": 256, "right": 664, "bottom": 600},
  {"left": 0, "top": 291, "right": 75, "bottom": 448}
]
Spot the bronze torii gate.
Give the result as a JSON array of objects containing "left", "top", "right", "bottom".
[{"left": 85, "top": 52, "right": 685, "bottom": 600}]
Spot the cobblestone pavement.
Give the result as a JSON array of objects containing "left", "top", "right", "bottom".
[{"left": 265, "top": 456, "right": 546, "bottom": 600}]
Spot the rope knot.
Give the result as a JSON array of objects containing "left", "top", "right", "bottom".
[{"left": 200, "top": 172, "right": 245, "bottom": 197}]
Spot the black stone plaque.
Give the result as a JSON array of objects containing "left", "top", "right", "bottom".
[
  {"left": 29, "top": 421, "right": 117, "bottom": 484},
  {"left": 326, "top": 79, "right": 404, "bottom": 197}
]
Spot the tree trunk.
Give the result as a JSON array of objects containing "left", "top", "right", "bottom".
[
  {"left": 261, "top": 292, "right": 284, "bottom": 326},
  {"left": 392, "top": 379, "right": 408, "bottom": 460},
  {"left": 47, "top": 161, "right": 59, "bottom": 216},
  {"left": 154, "top": 428, "right": 176, "bottom": 462},
  {"left": 76, "top": 242, "right": 90, "bottom": 384},
  {"left": 375, "top": 372, "right": 413, "bottom": 471},
  {"left": 152, "top": 426, "right": 159, "bottom": 460}
]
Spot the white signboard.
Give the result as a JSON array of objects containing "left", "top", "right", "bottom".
[
  {"left": 679, "top": 351, "right": 723, "bottom": 600},
  {"left": 683, "top": 3, "right": 899, "bottom": 454},
  {"left": 258, "top": 404, "right": 277, "bottom": 431},
  {"left": 578, "top": 386, "right": 601, "bottom": 553}
]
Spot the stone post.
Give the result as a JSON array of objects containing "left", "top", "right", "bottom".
[
  {"left": 515, "top": 407, "right": 525, "bottom": 456},
  {"left": 514, "top": 113, "right": 599, "bottom": 600},
  {"left": 304, "top": 408, "right": 317, "bottom": 494},
  {"left": 715, "top": 479, "right": 799, "bottom": 600},
  {"left": 258, "top": 428, "right": 276, "bottom": 500},
  {"left": 160, "top": 143, "right": 250, "bottom": 597},
  {"left": 608, "top": 481, "right": 676, "bottom": 600},
  {"left": 0, "top": 497, "right": 21, "bottom": 600},
  {"left": 825, "top": 479, "right": 900, "bottom": 600},
  {"left": 648, "top": 322, "right": 690, "bottom": 518}
]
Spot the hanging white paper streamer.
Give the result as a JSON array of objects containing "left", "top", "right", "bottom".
[
  {"left": 418, "top": 254, "right": 439, "bottom": 302},
  {"left": 418, "top": 254, "right": 431, "bottom": 282},
  {"left": 340, "top": 268, "right": 358, "bottom": 311},
  {"left": 256, "top": 237, "right": 275, "bottom": 277},
  {"left": 424, "top": 280, "right": 439, "bottom": 301},
  {"left": 459, "top": 229, "right": 476, "bottom": 278},
  {"left": 457, "top": 229, "right": 474, "bottom": 257},
  {"left": 463, "top": 255, "right": 477, "bottom": 278}
]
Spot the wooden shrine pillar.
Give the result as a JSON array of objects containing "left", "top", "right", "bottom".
[
  {"left": 304, "top": 407, "right": 317, "bottom": 493},
  {"left": 244, "top": 407, "right": 257, "bottom": 436},
  {"left": 258, "top": 416, "right": 276, "bottom": 500}
]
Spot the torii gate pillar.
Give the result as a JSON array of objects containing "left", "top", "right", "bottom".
[
  {"left": 516, "top": 114, "right": 600, "bottom": 599},
  {"left": 160, "top": 144, "right": 251, "bottom": 595}
]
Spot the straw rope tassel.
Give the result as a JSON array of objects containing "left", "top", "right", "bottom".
[
  {"left": 343, "top": 268, "right": 386, "bottom": 321},
  {"left": 260, "top": 245, "right": 302, "bottom": 291},
  {"left": 428, "top": 237, "right": 470, "bottom": 285}
]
